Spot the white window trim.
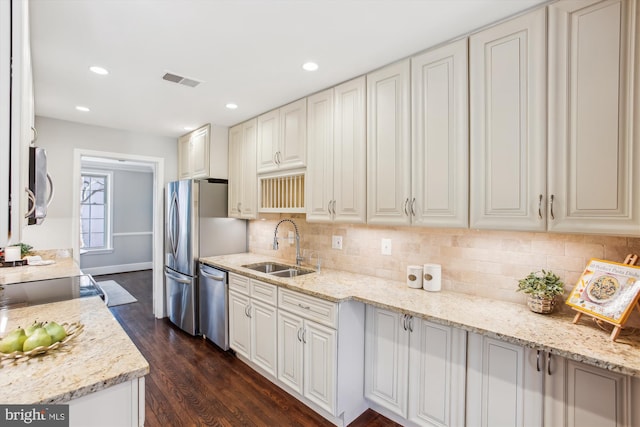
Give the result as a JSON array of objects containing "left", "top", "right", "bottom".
[{"left": 80, "top": 169, "right": 114, "bottom": 252}]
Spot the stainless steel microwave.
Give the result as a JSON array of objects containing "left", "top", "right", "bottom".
[{"left": 27, "top": 146, "right": 53, "bottom": 225}]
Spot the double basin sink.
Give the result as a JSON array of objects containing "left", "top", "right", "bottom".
[{"left": 242, "top": 261, "right": 315, "bottom": 278}]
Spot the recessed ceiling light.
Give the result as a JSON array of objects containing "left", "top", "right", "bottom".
[
  {"left": 302, "top": 62, "right": 319, "bottom": 71},
  {"left": 89, "top": 66, "right": 109, "bottom": 75},
  {"left": 75, "top": 106, "right": 90, "bottom": 112},
  {"left": 225, "top": 103, "right": 238, "bottom": 110}
]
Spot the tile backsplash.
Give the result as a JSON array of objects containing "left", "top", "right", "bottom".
[{"left": 248, "top": 214, "right": 640, "bottom": 312}]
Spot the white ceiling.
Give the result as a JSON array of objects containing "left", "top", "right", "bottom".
[{"left": 30, "top": 0, "right": 548, "bottom": 138}]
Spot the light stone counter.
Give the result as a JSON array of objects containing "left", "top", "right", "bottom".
[
  {"left": 0, "top": 250, "right": 81, "bottom": 285},
  {"left": 0, "top": 297, "right": 149, "bottom": 404},
  {"left": 201, "top": 252, "right": 640, "bottom": 378}
]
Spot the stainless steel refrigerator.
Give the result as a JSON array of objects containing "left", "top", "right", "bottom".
[{"left": 164, "top": 179, "right": 247, "bottom": 338}]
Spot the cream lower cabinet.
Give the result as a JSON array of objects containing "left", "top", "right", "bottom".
[
  {"left": 364, "top": 306, "right": 466, "bottom": 426},
  {"left": 306, "top": 76, "right": 366, "bottom": 224},
  {"left": 544, "top": 352, "right": 637, "bottom": 427},
  {"left": 228, "top": 119, "right": 257, "bottom": 219},
  {"left": 228, "top": 273, "right": 277, "bottom": 378},
  {"left": 277, "top": 288, "right": 366, "bottom": 426},
  {"left": 68, "top": 377, "right": 145, "bottom": 427},
  {"left": 466, "top": 332, "right": 543, "bottom": 427}
]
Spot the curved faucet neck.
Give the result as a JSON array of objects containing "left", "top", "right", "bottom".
[{"left": 273, "top": 219, "right": 303, "bottom": 266}]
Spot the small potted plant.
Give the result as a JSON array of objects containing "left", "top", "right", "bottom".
[{"left": 517, "top": 270, "right": 565, "bottom": 314}]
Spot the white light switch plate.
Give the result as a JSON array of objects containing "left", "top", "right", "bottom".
[
  {"left": 381, "top": 238, "right": 392, "bottom": 255},
  {"left": 332, "top": 235, "right": 343, "bottom": 250}
]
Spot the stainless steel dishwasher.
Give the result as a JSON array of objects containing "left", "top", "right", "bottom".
[{"left": 198, "top": 263, "right": 229, "bottom": 350}]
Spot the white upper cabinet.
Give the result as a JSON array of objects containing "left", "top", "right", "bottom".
[
  {"left": 469, "top": 8, "right": 547, "bottom": 231},
  {"left": 306, "top": 77, "right": 366, "bottom": 224},
  {"left": 548, "top": 0, "right": 640, "bottom": 236},
  {"left": 228, "top": 119, "right": 257, "bottom": 219},
  {"left": 257, "top": 98, "right": 307, "bottom": 174},
  {"left": 411, "top": 38, "right": 469, "bottom": 228},
  {"left": 178, "top": 124, "right": 229, "bottom": 180},
  {"left": 367, "top": 59, "right": 411, "bottom": 226}
]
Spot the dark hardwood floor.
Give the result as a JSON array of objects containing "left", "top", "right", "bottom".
[{"left": 94, "top": 270, "right": 400, "bottom": 427}]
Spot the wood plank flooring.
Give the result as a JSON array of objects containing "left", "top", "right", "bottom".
[{"left": 95, "top": 270, "right": 400, "bottom": 427}]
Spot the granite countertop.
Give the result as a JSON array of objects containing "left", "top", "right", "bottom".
[
  {"left": 201, "top": 252, "right": 640, "bottom": 378},
  {"left": 0, "top": 250, "right": 82, "bottom": 285},
  {"left": 0, "top": 297, "right": 149, "bottom": 404}
]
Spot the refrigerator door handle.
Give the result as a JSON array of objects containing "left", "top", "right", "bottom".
[
  {"left": 199, "top": 267, "right": 225, "bottom": 281},
  {"left": 168, "top": 191, "right": 180, "bottom": 259},
  {"left": 164, "top": 268, "right": 191, "bottom": 284}
]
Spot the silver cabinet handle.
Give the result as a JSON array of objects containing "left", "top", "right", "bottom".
[
  {"left": 31, "top": 126, "right": 38, "bottom": 144},
  {"left": 245, "top": 304, "right": 252, "bottom": 318},
  {"left": 297, "top": 303, "right": 311, "bottom": 310},
  {"left": 402, "top": 314, "right": 408, "bottom": 331},
  {"left": 302, "top": 328, "right": 307, "bottom": 344},
  {"left": 536, "top": 350, "right": 541, "bottom": 372},
  {"left": 550, "top": 195, "right": 555, "bottom": 220},
  {"left": 273, "top": 152, "right": 278, "bottom": 166},
  {"left": 403, "top": 198, "right": 409, "bottom": 216},
  {"left": 538, "top": 194, "right": 543, "bottom": 220},
  {"left": 410, "top": 198, "right": 416, "bottom": 217},
  {"left": 168, "top": 192, "right": 180, "bottom": 259},
  {"left": 332, "top": 200, "right": 336, "bottom": 215},
  {"left": 199, "top": 267, "right": 225, "bottom": 281},
  {"left": 407, "top": 316, "right": 414, "bottom": 333},
  {"left": 237, "top": 202, "right": 242, "bottom": 213},
  {"left": 547, "top": 352, "right": 552, "bottom": 376},
  {"left": 297, "top": 327, "right": 303, "bottom": 342}
]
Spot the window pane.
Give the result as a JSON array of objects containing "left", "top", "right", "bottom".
[
  {"left": 90, "top": 189, "right": 104, "bottom": 204},
  {"left": 91, "top": 205, "right": 105, "bottom": 219},
  {"left": 90, "top": 218, "right": 104, "bottom": 234},
  {"left": 81, "top": 205, "right": 91, "bottom": 218},
  {"left": 80, "top": 173, "right": 109, "bottom": 250},
  {"left": 90, "top": 233, "right": 104, "bottom": 247},
  {"left": 81, "top": 219, "right": 91, "bottom": 234}
]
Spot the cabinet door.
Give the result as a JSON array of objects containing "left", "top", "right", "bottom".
[
  {"left": 545, "top": 353, "right": 630, "bottom": 427},
  {"left": 548, "top": 0, "right": 640, "bottom": 235},
  {"left": 334, "top": 76, "right": 367, "bottom": 224},
  {"left": 466, "top": 333, "right": 543, "bottom": 427},
  {"left": 250, "top": 299, "right": 277, "bottom": 378},
  {"left": 279, "top": 98, "right": 307, "bottom": 170},
  {"left": 177, "top": 134, "right": 191, "bottom": 179},
  {"left": 189, "top": 125, "right": 210, "bottom": 179},
  {"left": 228, "top": 124, "right": 243, "bottom": 218},
  {"left": 0, "top": 0, "right": 11, "bottom": 246},
  {"left": 364, "top": 306, "right": 409, "bottom": 418},
  {"left": 240, "top": 118, "right": 257, "bottom": 219},
  {"left": 257, "top": 109, "right": 279, "bottom": 173},
  {"left": 367, "top": 59, "right": 411, "bottom": 226},
  {"left": 228, "top": 290, "right": 251, "bottom": 359},
  {"left": 306, "top": 89, "right": 334, "bottom": 223},
  {"left": 411, "top": 39, "right": 469, "bottom": 228},
  {"left": 469, "top": 8, "right": 547, "bottom": 231},
  {"left": 277, "top": 310, "right": 304, "bottom": 395},
  {"left": 407, "top": 319, "right": 467, "bottom": 427},
  {"left": 304, "top": 320, "right": 337, "bottom": 415}
]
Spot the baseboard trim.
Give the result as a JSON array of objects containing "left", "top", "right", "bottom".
[{"left": 81, "top": 262, "right": 153, "bottom": 276}]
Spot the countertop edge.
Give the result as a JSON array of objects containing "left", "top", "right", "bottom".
[{"left": 200, "top": 254, "right": 640, "bottom": 378}]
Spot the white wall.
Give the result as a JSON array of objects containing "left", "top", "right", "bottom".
[{"left": 21, "top": 116, "right": 178, "bottom": 250}]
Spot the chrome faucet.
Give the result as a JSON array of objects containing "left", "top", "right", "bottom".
[{"left": 273, "top": 218, "right": 303, "bottom": 266}]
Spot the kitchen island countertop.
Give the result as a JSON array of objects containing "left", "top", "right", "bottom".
[
  {"left": 0, "top": 296, "right": 149, "bottom": 404},
  {"left": 201, "top": 252, "right": 640, "bottom": 378},
  {"left": 0, "top": 251, "right": 81, "bottom": 285}
]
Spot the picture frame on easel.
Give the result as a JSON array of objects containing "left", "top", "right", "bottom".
[{"left": 566, "top": 255, "right": 640, "bottom": 341}]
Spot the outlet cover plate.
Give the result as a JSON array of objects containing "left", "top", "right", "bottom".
[
  {"left": 381, "top": 238, "right": 392, "bottom": 255},
  {"left": 332, "top": 235, "right": 343, "bottom": 250}
]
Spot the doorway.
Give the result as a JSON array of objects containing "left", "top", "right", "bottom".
[{"left": 72, "top": 149, "right": 165, "bottom": 318}]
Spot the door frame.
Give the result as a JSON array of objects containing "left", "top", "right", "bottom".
[{"left": 72, "top": 148, "right": 166, "bottom": 318}]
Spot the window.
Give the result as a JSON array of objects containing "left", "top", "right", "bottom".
[{"left": 80, "top": 171, "right": 112, "bottom": 251}]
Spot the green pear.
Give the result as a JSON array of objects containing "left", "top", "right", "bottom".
[
  {"left": 44, "top": 321, "right": 67, "bottom": 343},
  {"left": 0, "top": 328, "right": 27, "bottom": 353},
  {"left": 22, "top": 327, "right": 52, "bottom": 352},
  {"left": 24, "top": 321, "right": 42, "bottom": 337}
]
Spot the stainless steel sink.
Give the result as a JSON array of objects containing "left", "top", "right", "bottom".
[
  {"left": 269, "top": 268, "right": 315, "bottom": 278},
  {"left": 242, "top": 262, "right": 315, "bottom": 277}
]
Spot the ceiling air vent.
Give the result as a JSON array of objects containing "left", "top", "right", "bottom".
[{"left": 162, "top": 72, "right": 202, "bottom": 88}]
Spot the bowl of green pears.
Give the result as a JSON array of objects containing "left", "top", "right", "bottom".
[{"left": 0, "top": 321, "right": 84, "bottom": 360}]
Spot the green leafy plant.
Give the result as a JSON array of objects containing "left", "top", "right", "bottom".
[{"left": 517, "top": 270, "right": 564, "bottom": 299}]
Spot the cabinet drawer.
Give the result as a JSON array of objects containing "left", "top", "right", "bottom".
[
  {"left": 278, "top": 288, "right": 337, "bottom": 328},
  {"left": 250, "top": 279, "right": 277, "bottom": 306},
  {"left": 229, "top": 273, "right": 250, "bottom": 295}
]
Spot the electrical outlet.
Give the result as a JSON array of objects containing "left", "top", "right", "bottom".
[
  {"left": 381, "top": 238, "right": 392, "bottom": 255},
  {"left": 332, "top": 235, "right": 343, "bottom": 250}
]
